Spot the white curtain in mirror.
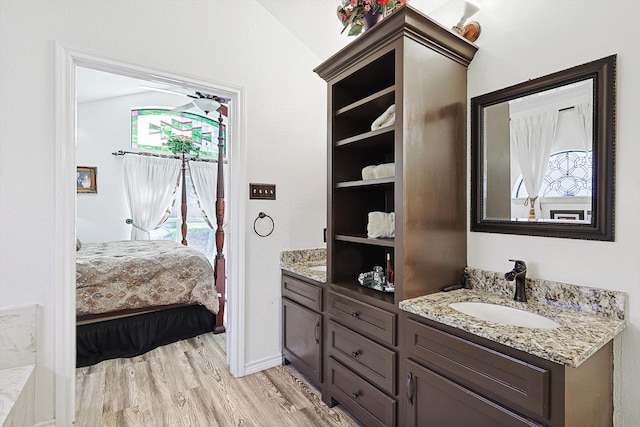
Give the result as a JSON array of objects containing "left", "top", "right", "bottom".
[
  {"left": 123, "top": 154, "right": 181, "bottom": 240},
  {"left": 574, "top": 102, "right": 592, "bottom": 151},
  {"left": 510, "top": 111, "right": 559, "bottom": 218},
  {"left": 188, "top": 160, "right": 218, "bottom": 229}
]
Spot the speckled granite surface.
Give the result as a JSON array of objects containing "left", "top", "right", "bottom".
[
  {"left": 280, "top": 248, "right": 326, "bottom": 283},
  {"left": 466, "top": 268, "right": 627, "bottom": 321},
  {"left": 401, "top": 269, "right": 628, "bottom": 368}
]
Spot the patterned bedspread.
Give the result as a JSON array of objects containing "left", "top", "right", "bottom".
[{"left": 76, "top": 240, "right": 219, "bottom": 316}]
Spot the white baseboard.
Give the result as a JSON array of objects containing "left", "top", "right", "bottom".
[{"left": 243, "top": 353, "right": 283, "bottom": 376}]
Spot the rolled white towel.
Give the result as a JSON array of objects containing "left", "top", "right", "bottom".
[
  {"left": 361, "top": 165, "right": 376, "bottom": 180},
  {"left": 367, "top": 212, "right": 395, "bottom": 238},
  {"left": 373, "top": 163, "right": 395, "bottom": 179},
  {"left": 371, "top": 105, "right": 396, "bottom": 131}
]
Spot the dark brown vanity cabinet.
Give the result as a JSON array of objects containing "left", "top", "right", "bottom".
[
  {"left": 282, "top": 273, "right": 323, "bottom": 385},
  {"left": 314, "top": 5, "right": 477, "bottom": 426},
  {"left": 404, "top": 314, "right": 614, "bottom": 427}
]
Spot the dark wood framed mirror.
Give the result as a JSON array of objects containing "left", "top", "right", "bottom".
[{"left": 471, "top": 55, "right": 616, "bottom": 240}]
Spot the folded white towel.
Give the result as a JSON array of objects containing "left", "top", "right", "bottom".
[
  {"left": 361, "top": 165, "right": 376, "bottom": 180},
  {"left": 371, "top": 105, "right": 396, "bottom": 131},
  {"left": 373, "top": 163, "right": 395, "bottom": 179},
  {"left": 362, "top": 162, "right": 395, "bottom": 180},
  {"left": 367, "top": 212, "right": 395, "bottom": 238}
]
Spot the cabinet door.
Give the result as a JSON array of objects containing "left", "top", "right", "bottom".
[
  {"left": 282, "top": 299, "right": 322, "bottom": 384},
  {"left": 405, "top": 360, "right": 543, "bottom": 427}
]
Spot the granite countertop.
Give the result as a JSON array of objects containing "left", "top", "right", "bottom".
[
  {"left": 400, "top": 281, "right": 627, "bottom": 368},
  {"left": 280, "top": 248, "right": 327, "bottom": 283},
  {"left": 279, "top": 254, "right": 627, "bottom": 368}
]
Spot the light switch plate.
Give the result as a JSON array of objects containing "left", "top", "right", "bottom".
[{"left": 250, "top": 183, "right": 276, "bottom": 200}]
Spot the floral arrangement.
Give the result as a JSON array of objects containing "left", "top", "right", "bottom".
[
  {"left": 165, "top": 135, "right": 200, "bottom": 158},
  {"left": 337, "top": 0, "right": 408, "bottom": 36}
]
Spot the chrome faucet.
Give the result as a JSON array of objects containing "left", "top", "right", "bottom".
[{"left": 505, "top": 259, "right": 527, "bottom": 302}]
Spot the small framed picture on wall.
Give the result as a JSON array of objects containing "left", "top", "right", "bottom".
[
  {"left": 550, "top": 209, "right": 585, "bottom": 221},
  {"left": 77, "top": 166, "right": 97, "bottom": 193}
]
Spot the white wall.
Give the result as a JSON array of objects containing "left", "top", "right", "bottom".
[
  {"left": 467, "top": 1, "right": 640, "bottom": 425},
  {"left": 0, "top": 0, "right": 327, "bottom": 424}
]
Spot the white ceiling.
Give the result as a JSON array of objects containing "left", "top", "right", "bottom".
[
  {"left": 76, "top": 68, "right": 157, "bottom": 103},
  {"left": 76, "top": 1, "right": 453, "bottom": 103},
  {"left": 255, "top": 0, "right": 450, "bottom": 60}
]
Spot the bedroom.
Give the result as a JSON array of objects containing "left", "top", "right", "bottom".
[
  {"left": 74, "top": 69, "right": 228, "bottom": 367},
  {"left": 0, "top": 0, "right": 639, "bottom": 426}
]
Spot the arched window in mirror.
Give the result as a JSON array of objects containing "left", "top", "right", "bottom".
[
  {"left": 513, "top": 150, "right": 592, "bottom": 198},
  {"left": 511, "top": 149, "right": 593, "bottom": 222}
]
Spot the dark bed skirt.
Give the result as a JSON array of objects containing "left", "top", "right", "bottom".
[{"left": 76, "top": 304, "right": 215, "bottom": 367}]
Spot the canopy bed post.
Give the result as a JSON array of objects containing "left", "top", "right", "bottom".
[
  {"left": 180, "top": 149, "right": 189, "bottom": 246},
  {"left": 214, "top": 113, "right": 226, "bottom": 334}
]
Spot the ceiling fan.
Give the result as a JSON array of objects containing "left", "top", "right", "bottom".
[{"left": 140, "top": 85, "right": 229, "bottom": 116}]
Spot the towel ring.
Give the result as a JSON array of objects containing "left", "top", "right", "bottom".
[{"left": 253, "top": 212, "right": 274, "bottom": 237}]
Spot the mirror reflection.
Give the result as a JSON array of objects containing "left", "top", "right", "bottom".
[
  {"left": 471, "top": 55, "right": 615, "bottom": 241},
  {"left": 483, "top": 79, "right": 593, "bottom": 222}
]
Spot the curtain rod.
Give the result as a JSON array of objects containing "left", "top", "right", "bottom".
[{"left": 111, "top": 149, "right": 225, "bottom": 163}]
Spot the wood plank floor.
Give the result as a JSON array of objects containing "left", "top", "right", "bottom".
[{"left": 75, "top": 333, "right": 363, "bottom": 427}]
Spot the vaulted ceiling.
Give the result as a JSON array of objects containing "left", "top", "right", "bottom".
[{"left": 77, "top": 1, "right": 449, "bottom": 103}]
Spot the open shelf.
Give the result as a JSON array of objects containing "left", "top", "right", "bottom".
[
  {"left": 335, "top": 86, "right": 395, "bottom": 116},
  {"left": 335, "top": 126, "right": 394, "bottom": 147},
  {"left": 330, "top": 280, "right": 395, "bottom": 307},
  {"left": 336, "top": 177, "right": 394, "bottom": 189},
  {"left": 335, "top": 234, "right": 394, "bottom": 247}
]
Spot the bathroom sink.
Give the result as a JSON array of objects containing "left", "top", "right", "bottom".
[
  {"left": 449, "top": 302, "right": 560, "bottom": 329},
  {"left": 308, "top": 265, "right": 326, "bottom": 273}
]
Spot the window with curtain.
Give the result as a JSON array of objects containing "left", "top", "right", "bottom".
[
  {"left": 131, "top": 108, "right": 229, "bottom": 260},
  {"left": 513, "top": 149, "right": 592, "bottom": 198},
  {"left": 148, "top": 171, "right": 216, "bottom": 259}
]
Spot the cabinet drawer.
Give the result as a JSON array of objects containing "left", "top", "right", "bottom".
[
  {"left": 328, "top": 320, "right": 396, "bottom": 394},
  {"left": 328, "top": 292, "right": 396, "bottom": 345},
  {"left": 282, "top": 274, "right": 322, "bottom": 312},
  {"left": 406, "top": 319, "right": 550, "bottom": 420},
  {"left": 328, "top": 357, "right": 396, "bottom": 427},
  {"left": 406, "top": 359, "right": 544, "bottom": 427}
]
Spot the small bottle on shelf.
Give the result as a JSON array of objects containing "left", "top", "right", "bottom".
[{"left": 386, "top": 253, "right": 394, "bottom": 289}]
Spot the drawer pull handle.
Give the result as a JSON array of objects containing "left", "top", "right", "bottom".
[
  {"left": 314, "top": 322, "right": 320, "bottom": 344},
  {"left": 351, "top": 391, "right": 360, "bottom": 400},
  {"left": 351, "top": 350, "right": 361, "bottom": 358},
  {"left": 351, "top": 311, "right": 360, "bottom": 319},
  {"left": 406, "top": 372, "right": 414, "bottom": 406}
]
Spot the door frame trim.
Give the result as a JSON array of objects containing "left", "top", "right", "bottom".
[{"left": 55, "top": 42, "right": 246, "bottom": 425}]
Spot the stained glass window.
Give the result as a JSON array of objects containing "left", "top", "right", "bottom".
[{"left": 131, "top": 108, "right": 226, "bottom": 159}]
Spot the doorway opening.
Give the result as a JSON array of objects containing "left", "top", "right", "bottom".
[{"left": 56, "top": 44, "right": 246, "bottom": 425}]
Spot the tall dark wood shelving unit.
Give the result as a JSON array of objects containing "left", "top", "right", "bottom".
[{"left": 314, "top": 6, "right": 477, "bottom": 426}]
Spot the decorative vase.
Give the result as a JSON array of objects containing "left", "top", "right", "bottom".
[{"left": 363, "top": 11, "right": 384, "bottom": 31}]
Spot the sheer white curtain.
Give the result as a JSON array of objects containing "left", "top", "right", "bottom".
[
  {"left": 575, "top": 102, "right": 592, "bottom": 151},
  {"left": 123, "top": 154, "right": 181, "bottom": 240},
  {"left": 188, "top": 160, "right": 218, "bottom": 229},
  {"left": 510, "top": 111, "right": 559, "bottom": 219}
]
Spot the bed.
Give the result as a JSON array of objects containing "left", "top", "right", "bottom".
[{"left": 75, "top": 240, "right": 220, "bottom": 367}]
